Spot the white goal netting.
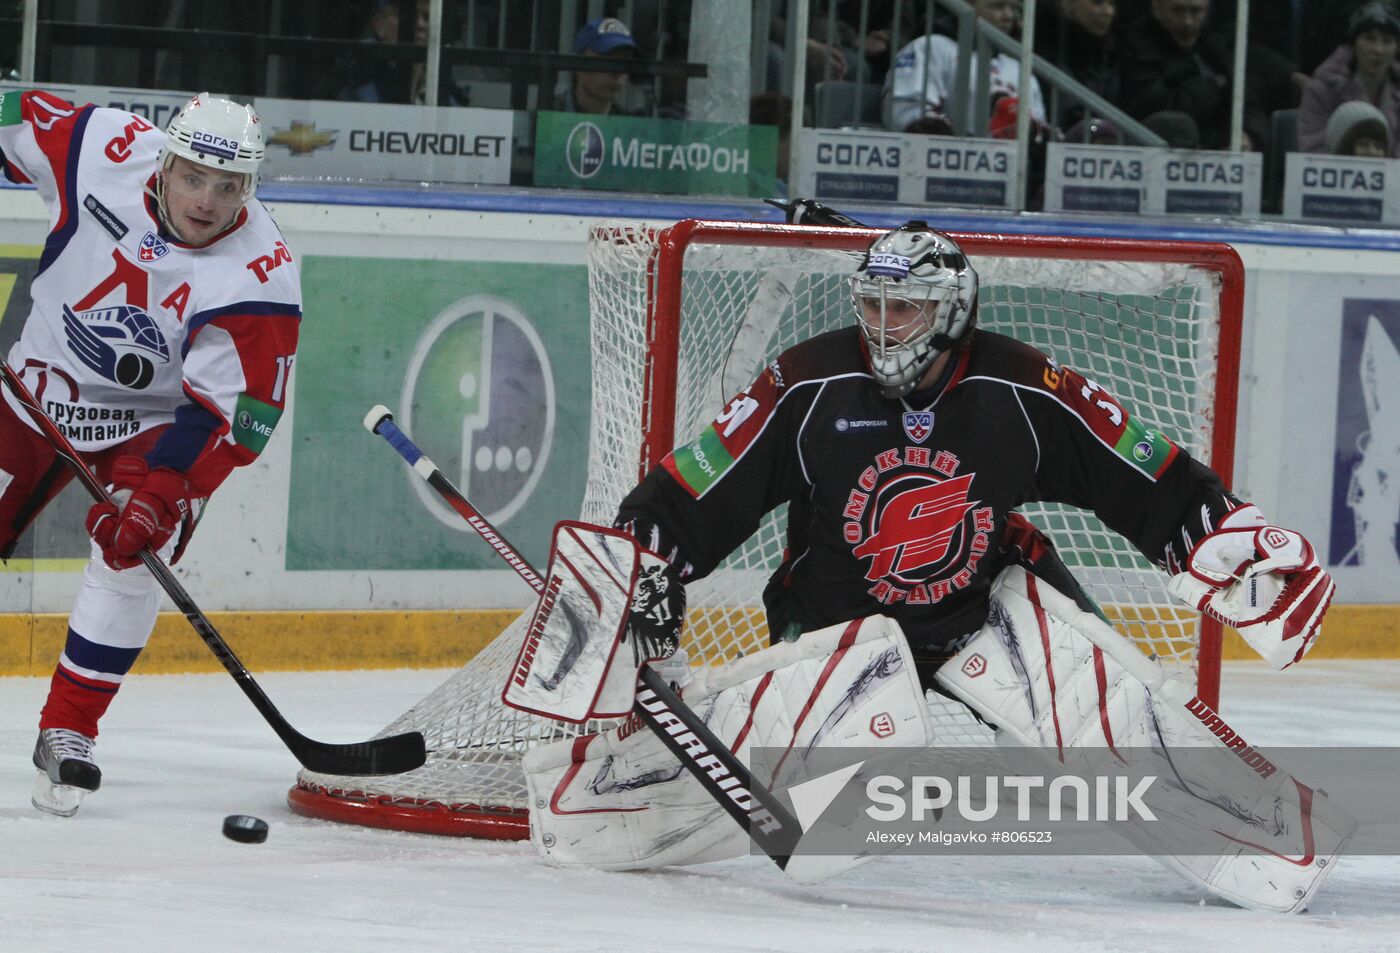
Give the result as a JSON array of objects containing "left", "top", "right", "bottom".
[{"left": 290, "top": 220, "right": 1241, "bottom": 837}]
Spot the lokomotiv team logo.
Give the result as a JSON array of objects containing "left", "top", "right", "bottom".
[
  {"left": 565, "top": 122, "right": 605, "bottom": 179},
  {"left": 61, "top": 303, "right": 170, "bottom": 390},
  {"left": 401, "top": 295, "right": 555, "bottom": 530}
]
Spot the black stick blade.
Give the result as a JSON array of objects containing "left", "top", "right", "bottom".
[{"left": 294, "top": 730, "right": 427, "bottom": 776}]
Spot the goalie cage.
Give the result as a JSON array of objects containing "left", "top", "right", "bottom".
[{"left": 288, "top": 219, "right": 1243, "bottom": 839}]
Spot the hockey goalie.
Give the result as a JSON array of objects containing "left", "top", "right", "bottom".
[{"left": 516, "top": 221, "right": 1347, "bottom": 912}]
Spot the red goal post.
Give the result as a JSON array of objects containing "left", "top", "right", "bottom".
[{"left": 288, "top": 218, "right": 1243, "bottom": 839}]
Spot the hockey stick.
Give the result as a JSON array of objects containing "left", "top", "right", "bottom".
[
  {"left": 366, "top": 404, "right": 804, "bottom": 868},
  {"left": 0, "top": 362, "right": 426, "bottom": 776}
]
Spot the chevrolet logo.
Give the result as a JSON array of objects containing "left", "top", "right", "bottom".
[{"left": 267, "top": 121, "right": 337, "bottom": 156}]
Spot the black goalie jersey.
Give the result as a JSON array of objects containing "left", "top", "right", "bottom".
[{"left": 616, "top": 326, "right": 1237, "bottom": 674}]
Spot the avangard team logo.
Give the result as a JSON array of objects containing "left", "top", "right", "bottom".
[
  {"left": 401, "top": 295, "right": 555, "bottom": 529},
  {"left": 853, "top": 474, "right": 978, "bottom": 580},
  {"left": 61, "top": 303, "right": 170, "bottom": 389},
  {"left": 844, "top": 452, "right": 996, "bottom": 606},
  {"left": 566, "top": 122, "right": 605, "bottom": 179}
]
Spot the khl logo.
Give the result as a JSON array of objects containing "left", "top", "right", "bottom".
[
  {"left": 401, "top": 295, "right": 556, "bottom": 530},
  {"left": 139, "top": 231, "right": 169, "bottom": 262},
  {"left": 566, "top": 122, "right": 606, "bottom": 179}
]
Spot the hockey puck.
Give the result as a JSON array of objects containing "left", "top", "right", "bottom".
[{"left": 222, "top": 814, "right": 269, "bottom": 844}]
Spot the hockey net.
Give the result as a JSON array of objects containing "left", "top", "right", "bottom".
[{"left": 289, "top": 219, "right": 1243, "bottom": 839}]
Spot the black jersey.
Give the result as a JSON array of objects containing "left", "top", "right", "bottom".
[{"left": 616, "top": 326, "right": 1237, "bottom": 669}]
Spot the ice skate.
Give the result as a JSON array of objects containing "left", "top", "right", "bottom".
[{"left": 32, "top": 728, "right": 101, "bottom": 817}]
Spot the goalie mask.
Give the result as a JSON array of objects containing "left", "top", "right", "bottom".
[
  {"left": 154, "top": 93, "right": 264, "bottom": 243},
  {"left": 852, "top": 223, "right": 979, "bottom": 399}
]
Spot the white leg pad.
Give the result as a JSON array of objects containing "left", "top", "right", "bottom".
[
  {"left": 523, "top": 614, "right": 932, "bottom": 878},
  {"left": 936, "top": 566, "right": 1356, "bottom": 913}
]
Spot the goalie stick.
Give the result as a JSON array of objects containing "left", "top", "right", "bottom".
[
  {"left": 366, "top": 404, "right": 805, "bottom": 869},
  {"left": 0, "top": 362, "right": 427, "bottom": 777}
]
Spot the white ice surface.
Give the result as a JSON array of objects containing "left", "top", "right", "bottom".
[{"left": 2, "top": 661, "right": 1398, "bottom": 953}]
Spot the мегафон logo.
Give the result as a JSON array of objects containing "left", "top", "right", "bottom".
[
  {"left": 566, "top": 122, "right": 605, "bottom": 179},
  {"left": 400, "top": 295, "right": 556, "bottom": 530}
]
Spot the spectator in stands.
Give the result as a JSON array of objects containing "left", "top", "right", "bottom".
[
  {"left": 1300, "top": 0, "right": 1376, "bottom": 75},
  {"left": 857, "top": 25, "right": 894, "bottom": 89},
  {"left": 903, "top": 115, "right": 956, "bottom": 136},
  {"left": 808, "top": 11, "right": 859, "bottom": 83},
  {"left": 564, "top": 17, "right": 640, "bottom": 116},
  {"left": 1034, "top": 0, "right": 1121, "bottom": 130},
  {"left": 850, "top": 0, "right": 941, "bottom": 88},
  {"left": 1325, "top": 98, "right": 1392, "bottom": 156},
  {"left": 988, "top": 93, "right": 1057, "bottom": 209},
  {"left": 1064, "top": 115, "right": 1124, "bottom": 143},
  {"left": 336, "top": 0, "right": 468, "bottom": 105},
  {"left": 1119, "top": 0, "right": 1268, "bottom": 149},
  {"left": 1221, "top": 0, "right": 1299, "bottom": 69},
  {"left": 884, "top": 0, "right": 1048, "bottom": 134},
  {"left": 1298, "top": 2, "right": 1400, "bottom": 157},
  {"left": 761, "top": 3, "right": 851, "bottom": 99},
  {"left": 1117, "top": 0, "right": 1307, "bottom": 102}
]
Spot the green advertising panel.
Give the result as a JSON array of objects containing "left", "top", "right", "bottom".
[
  {"left": 534, "top": 111, "right": 777, "bottom": 197},
  {"left": 288, "top": 257, "right": 592, "bottom": 571}
]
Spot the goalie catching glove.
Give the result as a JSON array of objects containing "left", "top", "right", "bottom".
[{"left": 1166, "top": 505, "right": 1335, "bottom": 669}]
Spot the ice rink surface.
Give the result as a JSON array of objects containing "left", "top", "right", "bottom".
[{"left": 2, "top": 660, "right": 1397, "bottom": 953}]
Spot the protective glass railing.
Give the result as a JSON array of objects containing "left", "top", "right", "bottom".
[{"left": 0, "top": 0, "right": 1394, "bottom": 225}]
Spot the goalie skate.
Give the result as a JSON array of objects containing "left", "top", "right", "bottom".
[{"left": 32, "top": 728, "right": 102, "bottom": 817}]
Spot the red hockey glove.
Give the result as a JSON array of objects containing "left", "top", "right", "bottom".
[
  {"left": 85, "top": 456, "right": 195, "bottom": 570},
  {"left": 1166, "top": 506, "right": 1335, "bottom": 669}
]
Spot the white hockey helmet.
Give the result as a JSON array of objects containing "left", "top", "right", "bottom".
[
  {"left": 158, "top": 92, "right": 264, "bottom": 207},
  {"left": 851, "top": 222, "right": 979, "bottom": 398}
]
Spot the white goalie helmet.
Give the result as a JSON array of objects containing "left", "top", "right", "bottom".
[
  {"left": 851, "top": 222, "right": 979, "bottom": 399},
  {"left": 156, "top": 93, "right": 263, "bottom": 225}
]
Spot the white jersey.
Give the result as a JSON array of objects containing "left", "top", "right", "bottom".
[
  {"left": 0, "top": 90, "right": 300, "bottom": 494},
  {"left": 885, "top": 32, "right": 1047, "bottom": 133}
]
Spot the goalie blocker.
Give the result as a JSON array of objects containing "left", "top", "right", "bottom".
[{"left": 503, "top": 520, "right": 689, "bottom": 723}]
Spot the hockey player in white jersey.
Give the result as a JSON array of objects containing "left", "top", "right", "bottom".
[{"left": 0, "top": 90, "right": 302, "bottom": 815}]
